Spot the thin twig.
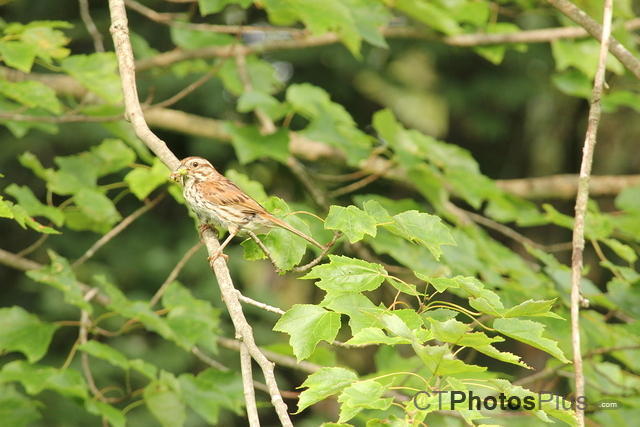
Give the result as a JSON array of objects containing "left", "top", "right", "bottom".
[
  {"left": 149, "top": 241, "right": 203, "bottom": 307},
  {"left": 16, "top": 234, "right": 50, "bottom": 257},
  {"left": 79, "top": 0, "right": 105, "bottom": 52},
  {"left": 292, "top": 232, "right": 340, "bottom": 273},
  {"left": 240, "top": 344, "right": 260, "bottom": 427},
  {"left": 151, "top": 64, "right": 221, "bottom": 110},
  {"left": 78, "top": 289, "right": 106, "bottom": 401},
  {"left": 286, "top": 157, "right": 329, "bottom": 209},
  {"left": 234, "top": 51, "right": 276, "bottom": 134},
  {"left": 107, "top": 2, "right": 293, "bottom": 423},
  {"left": 328, "top": 166, "right": 392, "bottom": 198},
  {"left": 73, "top": 194, "right": 165, "bottom": 267},
  {"left": 191, "top": 347, "right": 228, "bottom": 371},
  {"left": 236, "top": 291, "right": 285, "bottom": 315},
  {"left": 568, "top": 0, "right": 613, "bottom": 425},
  {"left": 218, "top": 337, "right": 322, "bottom": 373}
]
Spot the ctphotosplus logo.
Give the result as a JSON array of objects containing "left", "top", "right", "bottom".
[{"left": 412, "top": 390, "right": 588, "bottom": 411}]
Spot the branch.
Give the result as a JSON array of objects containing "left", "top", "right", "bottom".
[
  {"left": 548, "top": 0, "right": 640, "bottom": 80},
  {"left": 106, "top": 1, "right": 293, "bottom": 424},
  {"left": 149, "top": 241, "right": 203, "bottom": 307},
  {"left": 217, "top": 337, "right": 322, "bottom": 374},
  {"left": 79, "top": 0, "right": 105, "bottom": 53},
  {"left": 73, "top": 193, "right": 165, "bottom": 267},
  {"left": 240, "top": 344, "right": 260, "bottom": 427},
  {"left": 568, "top": 0, "right": 613, "bottom": 424}
]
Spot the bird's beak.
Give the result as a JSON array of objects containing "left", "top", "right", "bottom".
[{"left": 170, "top": 167, "right": 187, "bottom": 183}]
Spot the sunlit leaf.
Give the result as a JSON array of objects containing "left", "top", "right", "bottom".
[
  {"left": 0, "top": 307, "right": 58, "bottom": 363},
  {"left": 324, "top": 205, "right": 377, "bottom": 243},
  {"left": 296, "top": 367, "right": 358, "bottom": 413},
  {"left": 273, "top": 304, "right": 341, "bottom": 360}
]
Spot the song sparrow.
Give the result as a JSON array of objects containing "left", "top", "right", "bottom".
[{"left": 171, "top": 156, "right": 325, "bottom": 260}]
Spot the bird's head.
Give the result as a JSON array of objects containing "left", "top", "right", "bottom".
[{"left": 170, "top": 156, "right": 218, "bottom": 184}]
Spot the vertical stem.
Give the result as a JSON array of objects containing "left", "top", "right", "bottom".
[
  {"left": 569, "top": 0, "right": 613, "bottom": 425},
  {"left": 241, "top": 344, "right": 260, "bottom": 426}
]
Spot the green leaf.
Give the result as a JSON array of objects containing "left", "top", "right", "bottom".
[
  {"left": 552, "top": 69, "right": 592, "bottom": 99},
  {"left": 297, "top": 367, "right": 358, "bottom": 413},
  {"left": 615, "top": 185, "right": 640, "bottom": 213},
  {"left": 26, "top": 250, "right": 92, "bottom": 312},
  {"left": 394, "top": 0, "right": 461, "bottom": 35},
  {"left": 241, "top": 201, "right": 312, "bottom": 271},
  {"left": 345, "top": 0, "right": 390, "bottom": 48},
  {"left": 287, "top": 83, "right": 372, "bottom": 165},
  {"left": 90, "top": 138, "right": 136, "bottom": 176},
  {"left": 170, "top": 25, "right": 235, "bottom": 49},
  {"left": 129, "top": 359, "right": 158, "bottom": 380},
  {"left": 4, "top": 184, "right": 64, "bottom": 226},
  {"left": 493, "top": 318, "right": 570, "bottom": 363},
  {"left": 49, "top": 154, "right": 100, "bottom": 195},
  {"left": 19, "top": 23, "right": 71, "bottom": 62},
  {"left": 197, "top": 0, "right": 252, "bottom": 15},
  {"left": 0, "top": 307, "right": 58, "bottom": 363},
  {"left": 84, "top": 400, "right": 125, "bottom": 427},
  {"left": 224, "top": 124, "right": 290, "bottom": 164},
  {"left": 179, "top": 369, "right": 244, "bottom": 424},
  {"left": 162, "top": 282, "right": 220, "bottom": 352},
  {"left": 72, "top": 188, "right": 121, "bottom": 230},
  {"left": 0, "top": 41, "right": 37, "bottom": 72},
  {"left": 273, "top": 304, "right": 341, "bottom": 360},
  {"left": 144, "top": 379, "right": 185, "bottom": 427},
  {"left": 414, "top": 344, "right": 486, "bottom": 376},
  {"left": 0, "top": 197, "right": 12, "bottom": 218},
  {"left": 385, "top": 210, "right": 455, "bottom": 260},
  {"left": 302, "top": 255, "right": 387, "bottom": 293},
  {"left": 124, "top": 159, "right": 169, "bottom": 200},
  {"left": 262, "top": 0, "right": 361, "bottom": 55},
  {"left": 321, "top": 293, "right": 380, "bottom": 334},
  {"left": 0, "top": 80, "right": 62, "bottom": 114},
  {"left": 337, "top": 380, "right": 393, "bottom": 422},
  {"left": 503, "top": 299, "right": 563, "bottom": 319},
  {"left": 79, "top": 341, "right": 130, "bottom": 370},
  {"left": 345, "top": 327, "right": 411, "bottom": 346},
  {"left": 0, "top": 360, "right": 87, "bottom": 399},
  {"left": 219, "top": 56, "right": 282, "bottom": 96},
  {"left": 552, "top": 39, "right": 624, "bottom": 78},
  {"left": 0, "top": 385, "right": 42, "bottom": 427},
  {"left": 602, "top": 238, "right": 637, "bottom": 264},
  {"left": 325, "top": 205, "right": 377, "bottom": 243},
  {"left": 427, "top": 318, "right": 529, "bottom": 368},
  {"left": 237, "top": 91, "right": 288, "bottom": 120},
  {"left": 95, "top": 276, "right": 181, "bottom": 346},
  {"left": 474, "top": 23, "right": 523, "bottom": 65},
  {"left": 61, "top": 53, "right": 122, "bottom": 104},
  {"left": 0, "top": 200, "right": 59, "bottom": 234}
]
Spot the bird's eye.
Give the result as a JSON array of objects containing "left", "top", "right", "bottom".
[{"left": 193, "top": 162, "right": 199, "bottom": 167}]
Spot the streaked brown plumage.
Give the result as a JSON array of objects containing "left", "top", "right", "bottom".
[{"left": 171, "top": 156, "right": 324, "bottom": 259}]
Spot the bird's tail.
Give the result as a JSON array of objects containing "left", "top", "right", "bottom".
[{"left": 266, "top": 214, "right": 325, "bottom": 249}]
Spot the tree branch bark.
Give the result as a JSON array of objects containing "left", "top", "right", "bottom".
[
  {"left": 568, "top": 0, "right": 614, "bottom": 424},
  {"left": 106, "top": 1, "right": 293, "bottom": 424}
]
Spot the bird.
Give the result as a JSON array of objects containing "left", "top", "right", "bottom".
[{"left": 170, "top": 156, "right": 325, "bottom": 261}]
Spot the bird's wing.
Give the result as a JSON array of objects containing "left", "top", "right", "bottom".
[{"left": 196, "top": 177, "right": 267, "bottom": 214}]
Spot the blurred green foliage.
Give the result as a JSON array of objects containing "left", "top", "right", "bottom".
[{"left": 1, "top": 0, "right": 639, "bottom": 425}]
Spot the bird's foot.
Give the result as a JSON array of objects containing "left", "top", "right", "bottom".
[
  {"left": 208, "top": 251, "right": 229, "bottom": 263},
  {"left": 198, "top": 223, "right": 210, "bottom": 234}
]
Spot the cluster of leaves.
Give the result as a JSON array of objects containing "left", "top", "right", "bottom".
[{"left": 1, "top": 1, "right": 640, "bottom": 426}]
